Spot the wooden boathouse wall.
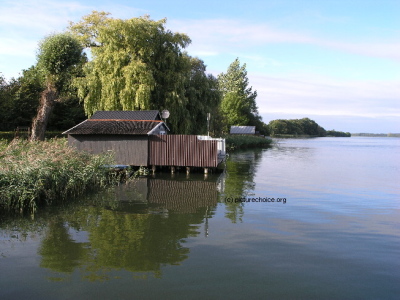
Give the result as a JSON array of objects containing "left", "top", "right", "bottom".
[
  {"left": 68, "top": 134, "right": 149, "bottom": 166},
  {"left": 67, "top": 134, "right": 223, "bottom": 168},
  {"left": 147, "top": 179, "right": 219, "bottom": 213},
  {"left": 149, "top": 135, "right": 219, "bottom": 168},
  {"left": 114, "top": 178, "right": 219, "bottom": 213}
]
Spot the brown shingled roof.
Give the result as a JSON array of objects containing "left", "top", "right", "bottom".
[
  {"left": 63, "top": 120, "right": 165, "bottom": 135},
  {"left": 90, "top": 110, "right": 161, "bottom": 120}
]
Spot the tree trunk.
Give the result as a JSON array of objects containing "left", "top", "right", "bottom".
[{"left": 30, "top": 83, "right": 58, "bottom": 141}]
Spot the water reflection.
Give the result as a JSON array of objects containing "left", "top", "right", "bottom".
[
  {"left": 0, "top": 153, "right": 265, "bottom": 282},
  {"left": 1, "top": 174, "right": 227, "bottom": 281},
  {"left": 223, "top": 149, "right": 263, "bottom": 223}
]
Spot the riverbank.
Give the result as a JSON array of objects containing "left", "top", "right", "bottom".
[
  {"left": 0, "top": 138, "right": 117, "bottom": 214},
  {"left": 225, "top": 135, "right": 273, "bottom": 151}
]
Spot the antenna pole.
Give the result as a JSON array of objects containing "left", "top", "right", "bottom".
[{"left": 207, "top": 113, "right": 210, "bottom": 137}]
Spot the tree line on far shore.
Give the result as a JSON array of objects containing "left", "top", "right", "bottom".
[{"left": 268, "top": 118, "right": 351, "bottom": 137}]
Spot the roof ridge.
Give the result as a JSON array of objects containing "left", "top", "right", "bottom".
[{"left": 88, "top": 119, "right": 162, "bottom": 122}]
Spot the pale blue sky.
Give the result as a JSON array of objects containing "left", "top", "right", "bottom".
[{"left": 1, "top": 0, "right": 399, "bottom": 133}]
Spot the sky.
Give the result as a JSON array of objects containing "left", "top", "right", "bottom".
[{"left": 0, "top": 0, "right": 399, "bottom": 133}]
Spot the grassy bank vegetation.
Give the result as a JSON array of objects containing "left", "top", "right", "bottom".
[
  {"left": 0, "top": 131, "right": 64, "bottom": 142},
  {"left": 225, "top": 135, "right": 272, "bottom": 151},
  {"left": 0, "top": 138, "right": 116, "bottom": 214}
]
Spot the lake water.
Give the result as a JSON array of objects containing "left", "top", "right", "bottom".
[{"left": 1, "top": 137, "right": 399, "bottom": 299}]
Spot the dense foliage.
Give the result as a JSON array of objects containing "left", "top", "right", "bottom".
[
  {"left": 268, "top": 118, "right": 327, "bottom": 137},
  {"left": 326, "top": 130, "right": 351, "bottom": 137},
  {"left": 0, "top": 139, "right": 115, "bottom": 213},
  {"left": 0, "top": 71, "right": 86, "bottom": 132},
  {"left": 37, "top": 33, "right": 83, "bottom": 77},
  {"left": 218, "top": 58, "right": 268, "bottom": 135}
]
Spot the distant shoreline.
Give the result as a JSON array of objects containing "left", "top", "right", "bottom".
[{"left": 351, "top": 133, "right": 400, "bottom": 137}]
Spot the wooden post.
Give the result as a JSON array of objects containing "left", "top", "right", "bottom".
[
  {"left": 152, "top": 165, "right": 156, "bottom": 174},
  {"left": 186, "top": 167, "right": 190, "bottom": 174}
]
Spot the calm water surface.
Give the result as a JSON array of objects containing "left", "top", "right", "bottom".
[{"left": 1, "top": 137, "right": 399, "bottom": 299}]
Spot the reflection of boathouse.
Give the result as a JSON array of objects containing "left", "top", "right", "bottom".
[
  {"left": 63, "top": 110, "right": 226, "bottom": 171},
  {"left": 114, "top": 174, "right": 224, "bottom": 213}
]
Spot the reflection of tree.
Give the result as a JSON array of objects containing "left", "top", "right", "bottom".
[
  {"left": 36, "top": 176, "right": 219, "bottom": 280},
  {"left": 38, "top": 219, "right": 88, "bottom": 273},
  {"left": 223, "top": 149, "right": 263, "bottom": 223},
  {"left": 84, "top": 209, "right": 194, "bottom": 275}
]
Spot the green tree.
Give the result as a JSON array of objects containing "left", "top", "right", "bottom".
[
  {"left": 220, "top": 92, "right": 249, "bottom": 126},
  {"left": 218, "top": 58, "right": 263, "bottom": 133},
  {"left": 1, "top": 72, "right": 43, "bottom": 131},
  {"left": 0, "top": 74, "right": 16, "bottom": 130},
  {"left": 30, "top": 33, "right": 84, "bottom": 141},
  {"left": 268, "top": 118, "right": 326, "bottom": 137},
  {"left": 9, "top": 67, "right": 43, "bottom": 129},
  {"left": 184, "top": 57, "right": 221, "bottom": 134},
  {"left": 69, "top": 12, "right": 195, "bottom": 133}
]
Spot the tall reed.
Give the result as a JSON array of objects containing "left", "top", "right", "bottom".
[
  {"left": 0, "top": 138, "right": 115, "bottom": 213},
  {"left": 225, "top": 135, "right": 273, "bottom": 151}
]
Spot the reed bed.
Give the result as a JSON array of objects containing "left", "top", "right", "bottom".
[
  {"left": 225, "top": 135, "right": 273, "bottom": 151},
  {"left": 0, "top": 138, "right": 115, "bottom": 213}
]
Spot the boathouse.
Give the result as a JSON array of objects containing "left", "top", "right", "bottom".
[
  {"left": 62, "top": 110, "right": 169, "bottom": 166},
  {"left": 230, "top": 126, "right": 256, "bottom": 135},
  {"left": 63, "top": 111, "right": 226, "bottom": 171}
]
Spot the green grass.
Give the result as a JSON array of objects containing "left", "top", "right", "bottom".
[
  {"left": 225, "top": 135, "right": 273, "bottom": 151},
  {"left": 0, "top": 138, "right": 116, "bottom": 213}
]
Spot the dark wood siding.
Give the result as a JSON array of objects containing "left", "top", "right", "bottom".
[
  {"left": 68, "top": 134, "right": 148, "bottom": 166},
  {"left": 104, "top": 177, "right": 219, "bottom": 213},
  {"left": 149, "top": 135, "right": 218, "bottom": 168},
  {"left": 147, "top": 179, "right": 218, "bottom": 213}
]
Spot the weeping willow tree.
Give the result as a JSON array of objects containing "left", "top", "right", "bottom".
[{"left": 69, "top": 11, "right": 197, "bottom": 133}]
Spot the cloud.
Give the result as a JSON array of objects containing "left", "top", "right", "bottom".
[
  {"left": 249, "top": 73, "right": 400, "bottom": 118},
  {"left": 320, "top": 41, "right": 400, "bottom": 61},
  {"left": 170, "top": 19, "right": 313, "bottom": 56},
  {"left": 0, "top": 0, "right": 146, "bottom": 78},
  {"left": 0, "top": 0, "right": 90, "bottom": 61},
  {"left": 170, "top": 18, "right": 400, "bottom": 61},
  {"left": 0, "top": 0, "right": 88, "bottom": 32}
]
